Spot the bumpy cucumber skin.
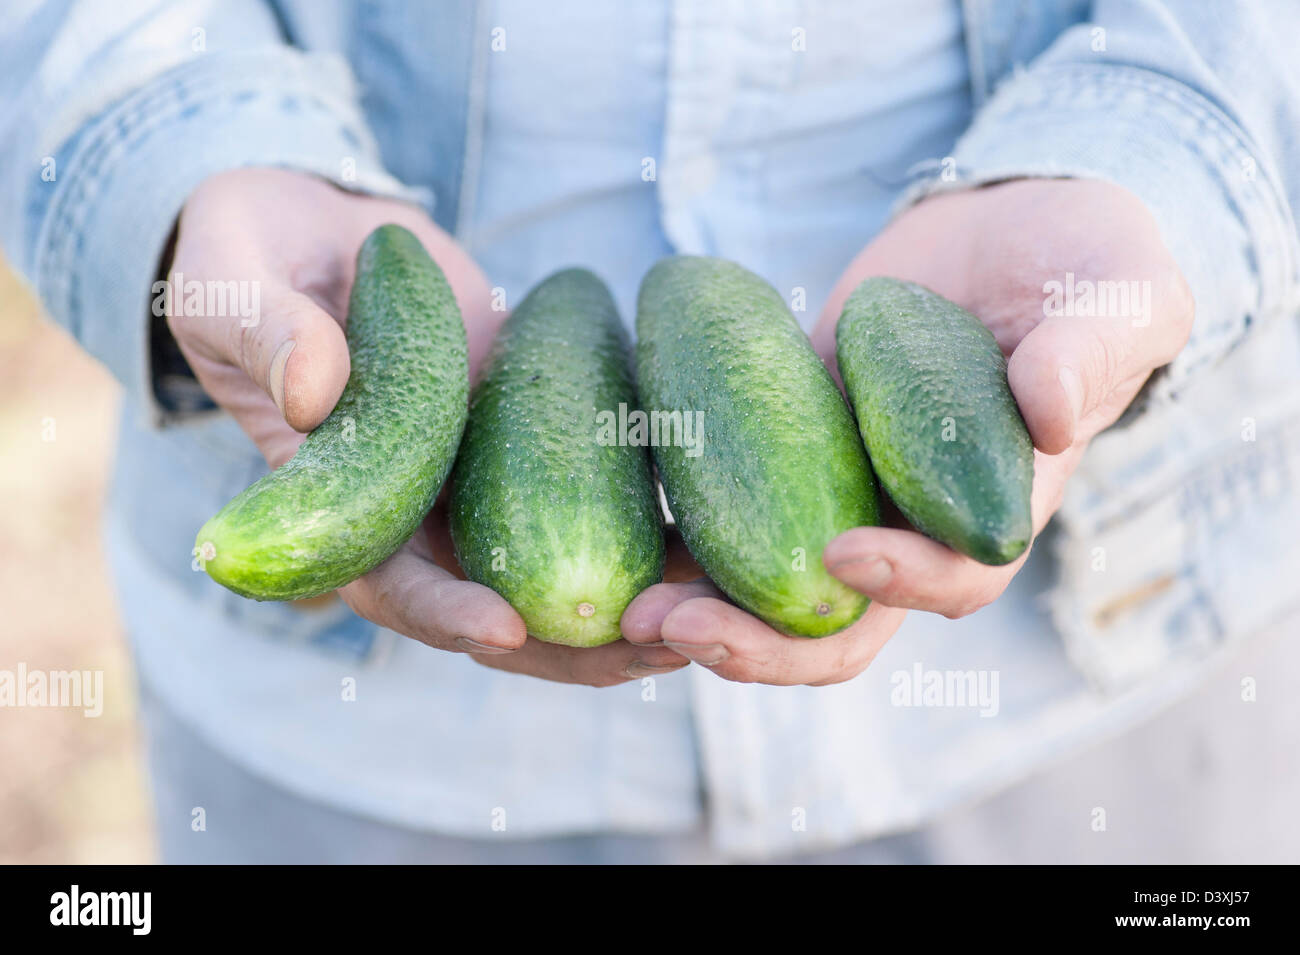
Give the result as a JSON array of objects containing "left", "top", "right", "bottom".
[
  {"left": 449, "top": 269, "right": 665, "bottom": 647},
  {"left": 835, "top": 277, "right": 1033, "bottom": 566},
  {"left": 635, "top": 256, "right": 880, "bottom": 638},
  {"left": 195, "top": 224, "right": 469, "bottom": 600}
]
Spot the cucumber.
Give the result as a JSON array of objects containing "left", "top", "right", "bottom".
[
  {"left": 635, "top": 256, "right": 880, "bottom": 638},
  {"left": 835, "top": 277, "right": 1033, "bottom": 565},
  {"left": 194, "top": 224, "right": 468, "bottom": 600},
  {"left": 449, "top": 268, "right": 664, "bottom": 647}
]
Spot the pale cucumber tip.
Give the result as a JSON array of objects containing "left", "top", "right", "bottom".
[
  {"left": 522, "top": 596, "right": 627, "bottom": 648},
  {"left": 192, "top": 515, "right": 276, "bottom": 600},
  {"left": 193, "top": 517, "right": 221, "bottom": 580},
  {"left": 768, "top": 581, "right": 870, "bottom": 638}
]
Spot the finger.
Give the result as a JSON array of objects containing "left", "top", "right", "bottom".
[
  {"left": 659, "top": 597, "right": 905, "bottom": 686},
  {"left": 823, "top": 526, "right": 1022, "bottom": 618},
  {"left": 1008, "top": 269, "right": 1193, "bottom": 453},
  {"left": 170, "top": 284, "right": 351, "bottom": 434},
  {"left": 471, "top": 637, "right": 690, "bottom": 688},
  {"left": 621, "top": 578, "right": 723, "bottom": 645},
  {"left": 821, "top": 446, "right": 1083, "bottom": 617},
  {"left": 340, "top": 547, "right": 527, "bottom": 654}
]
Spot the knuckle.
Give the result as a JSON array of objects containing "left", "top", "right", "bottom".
[
  {"left": 339, "top": 578, "right": 378, "bottom": 621},
  {"left": 828, "top": 640, "right": 856, "bottom": 678},
  {"left": 809, "top": 636, "right": 879, "bottom": 686},
  {"left": 713, "top": 659, "right": 760, "bottom": 685},
  {"left": 369, "top": 572, "right": 401, "bottom": 612},
  {"left": 1089, "top": 328, "right": 1128, "bottom": 394},
  {"left": 363, "top": 569, "right": 412, "bottom": 627},
  {"left": 808, "top": 661, "right": 867, "bottom": 687},
  {"left": 941, "top": 591, "right": 992, "bottom": 620},
  {"left": 229, "top": 316, "right": 256, "bottom": 374}
]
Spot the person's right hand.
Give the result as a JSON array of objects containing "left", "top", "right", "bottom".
[{"left": 168, "top": 168, "right": 689, "bottom": 685}]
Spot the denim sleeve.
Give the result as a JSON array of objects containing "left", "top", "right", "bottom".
[
  {"left": 900, "top": 0, "right": 1300, "bottom": 400},
  {"left": 0, "top": 1, "right": 428, "bottom": 421}
]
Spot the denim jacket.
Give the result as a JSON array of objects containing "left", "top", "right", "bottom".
[{"left": 3, "top": 1, "right": 1298, "bottom": 857}]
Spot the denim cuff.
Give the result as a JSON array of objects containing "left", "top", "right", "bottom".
[
  {"left": 30, "top": 47, "right": 430, "bottom": 426},
  {"left": 898, "top": 63, "right": 1299, "bottom": 406}
]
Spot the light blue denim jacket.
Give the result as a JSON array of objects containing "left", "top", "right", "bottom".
[{"left": 3, "top": 1, "right": 1298, "bottom": 857}]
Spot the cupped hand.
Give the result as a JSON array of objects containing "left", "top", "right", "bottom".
[
  {"left": 623, "top": 178, "right": 1192, "bottom": 685},
  {"left": 624, "top": 530, "right": 908, "bottom": 686},
  {"left": 169, "top": 168, "right": 687, "bottom": 685}
]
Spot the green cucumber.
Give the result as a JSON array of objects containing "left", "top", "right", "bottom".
[
  {"left": 835, "top": 277, "right": 1033, "bottom": 565},
  {"left": 449, "top": 268, "right": 664, "bottom": 647},
  {"left": 635, "top": 256, "right": 881, "bottom": 638},
  {"left": 194, "top": 224, "right": 468, "bottom": 599}
]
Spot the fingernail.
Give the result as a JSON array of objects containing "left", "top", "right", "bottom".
[
  {"left": 269, "top": 339, "right": 296, "bottom": 418},
  {"left": 1058, "top": 365, "right": 1083, "bottom": 425},
  {"left": 664, "top": 642, "right": 728, "bottom": 666},
  {"left": 624, "top": 661, "right": 687, "bottom": 678},
  {"left": 828, "top": 556, "right": 892, "bottom": 591},
  {"left": 455, "top": 636, "right": 515, "bottom": 654}
]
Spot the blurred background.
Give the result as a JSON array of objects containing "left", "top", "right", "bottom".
[{"left": 0, "top": 256, "right": 155, "bottom": 863}]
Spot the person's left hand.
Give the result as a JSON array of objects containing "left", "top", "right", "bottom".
[{"left": 621, "top": 178, "right": 1193, "bottom": 685}]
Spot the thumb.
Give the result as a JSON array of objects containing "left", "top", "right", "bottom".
[
  {"left": 184, "top": 286, "right": 352, "bottom": 434},
  {"left": 254, "top": 290, "right": 352, "bottom": 433},
  {"left": 1007, "top": 310, "right": 1176, "bottom": 455}
]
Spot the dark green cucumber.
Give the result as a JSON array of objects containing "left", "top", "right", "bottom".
[
  {"left": 449, "top": 269, "right": 664, "bottom": 647},
  {"left": 835, "top": 277, "right": 1033, "bottom": 565},
  {"left": 195, "top": 224, "right": 468, "bottom": 599},
  {"left": 635, "top": 256, "right": 881, "bottom": 637}
]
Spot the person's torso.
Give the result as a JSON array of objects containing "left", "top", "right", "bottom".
[{"left": 111, "top": 0, "right": 1300, "bottom": 856}]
